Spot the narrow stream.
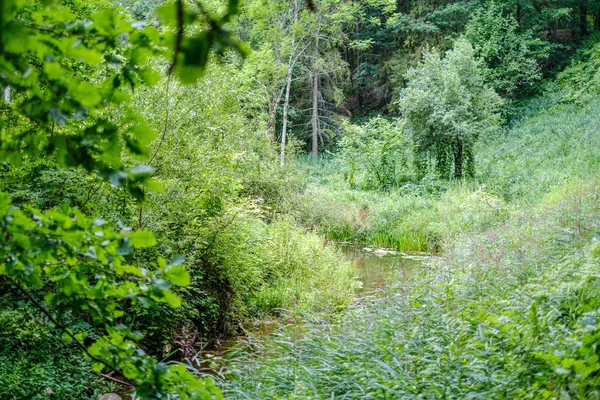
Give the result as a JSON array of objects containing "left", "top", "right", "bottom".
[
  {"left": 341, "top": 244, "right": 419, "bottom": 296},
  {"left": 113, "top": 245, "right": 426, "bottom": 397},
  {"left": 188, "top": 246, "right": 422, "bottom": 370}
]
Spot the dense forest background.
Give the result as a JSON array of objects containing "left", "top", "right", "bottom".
[{"left": 1, "top": 0, "right": 600, "bottom": 398}]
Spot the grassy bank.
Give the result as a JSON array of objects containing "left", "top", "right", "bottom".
[
  {"left": 289, "top": 89, "right": 600, "bottom": 255},
  {"left": 217, "top": 83, "right": 600, "bottom": 397}
]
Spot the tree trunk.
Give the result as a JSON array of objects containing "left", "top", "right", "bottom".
[
  {"left": 280, "top": 69, "right": 293, "bottom": 167},
  {"left": 268, "top": 86, "right": 284, "bottom": 143},
  {"left": 517, "top": 1, "right": 522, "bottom": 27},
  {"left": 3, "top": 86, "right": 10, "bottom": 103},
  {"left": 279, "top": 0, "right": 301, "bottom": 166},
  {"left": 454, "top": 138, "right": 463, "bottom": 179},
  {"left": 311, "top": 17, "right": 321, "bottom": 160}
]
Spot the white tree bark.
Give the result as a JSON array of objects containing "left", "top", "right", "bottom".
[
  {"left": 280, "top": 69, "right": 293, "bottom": 167},
  {"left": 311, "top": 16, "right": 321, "bottom": 159}
]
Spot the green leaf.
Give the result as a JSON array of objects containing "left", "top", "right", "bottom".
[
  {"left": 129, "top": 230, "right": 157, "bottom": 248},
  {"left": 165, "top": 265, "right": 190, "bottom": 287},
  {"left": 161, "top": 290, "right": 182, "bottom": 307}
]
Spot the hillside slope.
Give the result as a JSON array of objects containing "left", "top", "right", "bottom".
[{"left": 220, "top": 50, "right": 600, "bottom": 399}]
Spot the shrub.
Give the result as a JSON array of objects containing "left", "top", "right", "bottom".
[{"left": 338, "top": 117, "right": 412, "bottom": 190}]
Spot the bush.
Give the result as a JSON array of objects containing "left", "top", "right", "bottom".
[{"left": 338, "top": 117, "right": 412, "bottom": 190}]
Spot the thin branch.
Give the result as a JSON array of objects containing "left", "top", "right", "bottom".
[
  {"left": 7, "top": 276, "right": 132, "bottom": 385},
  {"left": 81, "top": 178, "right": 102, "bottom": 208},
  {"left": 168, "top": 0, "right": 184, "bottom": 76},
  {"left": 23, "top": 24, "right": 106, "bottom": 41},
  {"left": 91, "top": 371, "right": 135, "bottom": 388}
]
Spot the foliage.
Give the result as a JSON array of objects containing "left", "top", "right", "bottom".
[
  {"left": 464, "top": 3, "right": 549, "bottom": 97},
  {"left": 557, "top": 33, "right": 600, "bottom": 103},
  {"left": 477, "top": 94, "right": 600, "bottom": 202},
  {"left": 0, "top": 305, "right": 114, "bottom": 399},
  {"left": 221, "top": 190, "right": 600, "bottom": 398},
  {"left": 338, "top": 117, "right": 411, "bottom": 189},
  {"left": 0, "top": 0, "right": 247, "bottom": 396},
  {"left": 216, "top": 70, "right": 600, "bottom": 399},
  {"left": 249, "top": 217, "right": 358, "bottom": 313},
  {"left": 0, "top": 191, "right": 222, "bottom": 398},
  {"left": 399, "top": 39, "right": 503, "bottom": 179},
  {"left": 2, "top": 0, "right": 600, "bottom": 397}
]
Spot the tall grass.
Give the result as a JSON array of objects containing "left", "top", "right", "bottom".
[
  {"left": 214, "top": 88, "right": 600, "bottom": 397},
  {"left": 290, "top": 91, "right": 600, "bottom": 255}
]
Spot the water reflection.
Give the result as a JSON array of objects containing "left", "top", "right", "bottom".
[{"left": 340, "top": 245, "right": 419, "bottom": 295}]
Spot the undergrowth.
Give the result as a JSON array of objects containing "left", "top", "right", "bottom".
[{"left": 214, "top": 55, "right": 600, "bottom": 398}]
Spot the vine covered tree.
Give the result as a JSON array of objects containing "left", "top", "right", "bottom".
[{"left": 398, "top": 39, "right": 502, "bottom": 179}]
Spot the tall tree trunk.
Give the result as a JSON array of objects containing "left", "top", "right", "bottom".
[
  {"left": 3, "top": 86, "right": 10, "bottom": 103},
  {"left": 454, "top": 138, "right": 463, "bottom": 179},
  {"left": 311, "top": 69, "right": 319, "bottom": 159},
  {"left": 280, "top": 69, "right": 293, "bottom": 167},
  {"left": 311, "top": 17, "right": 321, "bottom": 160},
  {"left": 516, "top": 1, "right": 522, "bottom": 27},
  {"left": 280, "top": 0, "right": 303, "bottom": 165},
  {"left": 268, "top": 86, "right": 284, "bottom": 143}
]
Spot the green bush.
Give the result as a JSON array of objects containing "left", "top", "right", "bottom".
[
  {"left": 399, "top": 39, "right": 503, "bottom": 179},
  {"left": 338, "top": 117, "right": 412, "bottom": 190}
]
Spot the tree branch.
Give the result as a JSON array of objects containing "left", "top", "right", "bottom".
[{"left": 6, "top": 276, "right": 133, "bottom": 386}]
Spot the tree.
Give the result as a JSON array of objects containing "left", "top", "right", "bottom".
[
  {"left": 0, "top": 0, "right": 245, "bottom": 397},
  {"left": 298, "top": 0, "right": 353, "bottom": 158},
  {"left": 398, "top": 39, "right": 503, "bottom": 179},
  {"left": 464, "top": 3, "right": 549, "bottom": 97}
]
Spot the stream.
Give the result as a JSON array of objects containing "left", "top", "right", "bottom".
[
  {"left": 342, "top": 244, "right": 420, "bottom": 296},
  {"left": 114, "top": 245, "right": 424, "bottom": 397},
  {"left": 186, "top": 245, "right": 423, "bottom": 373}
]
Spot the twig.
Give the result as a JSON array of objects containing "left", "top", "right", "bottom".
[
  {"left": 7, "top": 276, "right": 132, "bottom": 385},
  {"left": 81, "top": 178, "right": 102, "bottom": 208},
  {"left": 91, "top": 371, "right": 135, "bottom": 388}
]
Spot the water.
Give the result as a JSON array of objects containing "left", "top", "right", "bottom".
[
  {"left": 341, "top": 244, "right": 419, "bottom": 296},
  {"left": 159, "top": 245, "right": 425, "bottom": 381}
]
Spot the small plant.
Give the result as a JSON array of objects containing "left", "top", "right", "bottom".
[{"left": 338, "top": 117, "right": 411, "bottom": 190}]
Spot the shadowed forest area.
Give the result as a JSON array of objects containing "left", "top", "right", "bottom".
[{"left": 1, "top": 0, "right": 600, "bottom": 398}]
